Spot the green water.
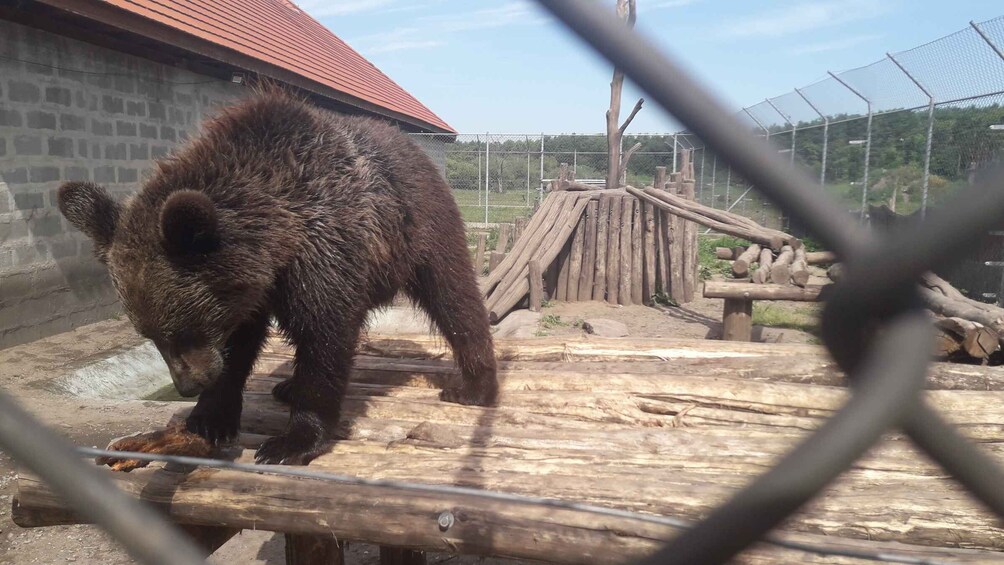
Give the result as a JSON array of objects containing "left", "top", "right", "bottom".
[{"left": 144, "top": 384, "right": 188, "bottom": 402}]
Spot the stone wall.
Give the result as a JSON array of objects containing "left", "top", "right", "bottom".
[{"left": 0, "top": 19, "right": 244, "bottom": 348}]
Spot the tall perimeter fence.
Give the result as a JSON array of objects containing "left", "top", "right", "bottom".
[{"left": 417, "top": 15, "right": 1004, "bottom": 302}]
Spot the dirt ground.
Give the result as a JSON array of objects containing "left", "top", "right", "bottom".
[{"left": 0, "top": 278, "right": 822, "bottom": 564}]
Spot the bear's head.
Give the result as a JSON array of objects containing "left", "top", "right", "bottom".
[{"left": 58, "top": 181, "right": 267, "bottom": 397}]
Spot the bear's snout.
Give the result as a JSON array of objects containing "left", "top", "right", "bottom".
[{"left": 158, "top": 344, "right": 223, "bottom": 397}]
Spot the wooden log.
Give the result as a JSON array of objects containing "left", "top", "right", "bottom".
[
  {"left": 474, "top": 233, "right": 486, "bottom": 274},
  {"left": 618, "top": 196, "right": 634, "bottom": 305},
  {"left": 791, "top": 247, "right": 810, "bottom": 288},
  {"left": 656, "top": 209, "right": 670, "bottom": 295},
  {"left": 732, "top": 244, "right": 762, "bottom": 278},
  {"left": 769, "top": 245, "right": 794, "bottom": 285},
  {"left": 654, "top": 166, "right": 667, "bottom": 190},
  {"left": 920, "top": 286, "right": 1004, "bottom": 347},
  {"left": 628, "top": 186, "right": 791, "bottom": 251},
  {"left": 555, "top": 241, "right": 571, "bottom": 302},
  {"left": 631, "top": 198, "right": 644, "bottom": 305},
  {"left": 682, "top": 180, "right": 698, "bottom": 303},
  {"left": 528, "top": 260, "right": 543, "bottom": 312},
  {"left": 482, "top": 192, "right": 564, "bottom": 296},
  {"left": 606, "top": 196, "right": 623, "bottom": 304},
  {"left": 934, "top": 329, "right": 963, "bottom": 358},
  {"left": 593, "top": 196, "right": 611, "bottom": 301},
  {"left": 514, "top": 217, "right": 527, "bottom": 241},
  {"left": 722, "top": 298, "right": 753, "bottom": 341},
  {"left": 379, "top": 547, "right": 426, "bottom": 565},
  {"left": 566, "top": 215, "right": 586, "bottom": 301},
  {"left": 934, "top": 317, "right": 1001, "bottom": 360},
  {"left": 704, "top": 281, "right": 826, "bottom": 302},
  {"left": 489, "top": 197, "right": 591, "bottom": 321},
  {"left": 287, "top": 535, "right": 345, "bottom": 565},
  {"left": 753, "top": 248, "right": 773, "bottom": 284},
  {"left": 922, "top": 272, "right": 1004, "bottom": 316},
  {"left": 805, "top": 251, "right": 835, "bottom": 265},
  {"left": 643, "top": 202, "right": 656, "bottom": 305},
  {"left": 668, "top": 195, "right": 684, "bottom": 303},
  {"left": 827, "top": 263, "right": 843, "bottom": 282},
  {"left": 496, "top": 223, "right": 512, "bottom": 253},
  {"left": 488, "top": 252, "right": 505, "bottom": 274},
  {"left": 715, "top": 247, "right": 740, "bottom": 260},
  {"left": 578, "top": 201, "right": 599, "bottom": 300}
]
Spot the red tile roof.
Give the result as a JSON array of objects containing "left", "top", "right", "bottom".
[{"left": 74, "top": 0, "right": 455, "bottom": 132}]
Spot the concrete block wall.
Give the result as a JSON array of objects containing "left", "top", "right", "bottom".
[{"left": 0, "top": 19, "right": 244, "bottom": 348}]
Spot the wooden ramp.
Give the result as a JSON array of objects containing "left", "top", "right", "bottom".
[{"left": 13, "top": 335, "right": 1004, "bottom": 564}]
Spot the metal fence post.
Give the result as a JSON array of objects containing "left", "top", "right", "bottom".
[
  {"left": 725, "top": 166, "right": 732, "bottom": 208},
  {"left": 484, "top": 133, "right": 490, "bottom": 225},
  {"left": 972, "top": 19, "right": 1004, "bottom": 61},
  {"left": 526, "top": 134, "right": 531, "bottom": 213},
  {"left": 887, "top": 52, "right": 937, "bottom": 219},
  {"left": 698, "top": 147, "right": 706, "bottom": 201},
  {"left": 795, "top": 87, "right": 829, "bottom": 188},
  {"left": 709, "top": 154, "right": 717, "bottom": 207},
  {"left": 765, "top": 98, "right": 796, "bottom": 167},
  {"left": 829, "top": 71, "right": 873, "bottom": 221},
  {"left": 539, "top": 133, "right": 545, "bottom": 205},
  {"left": 672, "top": 132, "right": 678, "bottom": 173}
]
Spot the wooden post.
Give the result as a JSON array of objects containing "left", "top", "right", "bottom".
[
  {"left": 566, "top": 215, "right": 586, "bottom": 301},
  {"left": 379, "top": 547, "right": 427, "bottom": 565},
  {"left": 732, "top": 244, "right": 762, "bottom": 278},
  {"left": 655, "top": 166, "right": 667, "bottom": 190},
  {"left": 606, "top": 196, "right": 623, "bottom": 304},
  {"left": 286, "top": 535, "right": 345, "bottom": 565},
  {"left": 618, "top": 196, "right": 634, "bottom": 305},
  {"left": 474, "top": 233, "right": 486, "bottom": 274},
  {"left": 496, "top": 223, "right": 512, "bottom": 253},
  {"left": 488, "top": 251, "right": 506, "bottom": 274},
  {"left": 631, "top": 197, "right": 643, "bottom": 305},
  {"left": 529, "top": 259, "right": 543, "bottom": 312},
  {"left": 578, "top": 200, "right": 599, "bottom": 300},
  {"left": 722, "top": 298, "right": 753, "bottom": 342},
  {"left": 514, "top": 217, "right": 527, "bottom": 241},
  {"left": 556, "top": 237, "right": 572, "bottom": 301},
  {"left": 770, "top": 245, "right": 795, "bottom": 285},
  {"left": 643, "top": 202, "right": 656, "bottom": 305},
  {"left": 668, "top": 188, "right": 684, "bottom": 302},
  {"left": 682, "top": 180, "right": 697, "bottom": 303},
  {"left": 753, "top": 247, "right": 774, "bottom": 284},
  {"left": 593, "top": 196, "right": 610, "bottom": 301}
]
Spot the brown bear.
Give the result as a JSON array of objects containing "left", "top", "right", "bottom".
[{"left": 58, "top": 86, "right": 498, "bottom": 465}]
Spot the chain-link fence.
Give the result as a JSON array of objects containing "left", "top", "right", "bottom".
[{"left": 410, "top": 132, "right": 682, "bottom": 226}]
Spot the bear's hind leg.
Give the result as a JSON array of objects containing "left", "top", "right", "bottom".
[
  {"left": 186, "top": 311, "right": 270, "bottom": 445},
  {"left": 407, "top": 262, "right": 498, "bottom": 407}
]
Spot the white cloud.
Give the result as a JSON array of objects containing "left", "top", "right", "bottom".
[
  {"left": 792, "top": 33, "right": 882, "bottom": 54},
  {"left": 418, "top": 2, "right": 548, "bottom": 33},
  {"left": 350, "top": 27, "right": 445, "bottom": 55},
  {"left": 292, "top": 0, "right": 396, "bottom": 17},
  {"left": 718, "top": 0, "right": 895, "bottom": 39},
  {"left": 368, "top": 40, "right": 445, "bottom": 54}
]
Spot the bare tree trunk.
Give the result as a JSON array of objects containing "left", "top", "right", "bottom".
[{"left": 606, "top": 0, "right": 642, "bottom": 190}]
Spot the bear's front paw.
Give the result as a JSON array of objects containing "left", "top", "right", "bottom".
[
  {"left": 254, "top": 433, "right": 327, "bottom": 466},
  {"left": 440, "top": 379, "right": 499, "bottom": 407},
  {"left": 185, "top": 408, "right": 240, "bottom": 446}
]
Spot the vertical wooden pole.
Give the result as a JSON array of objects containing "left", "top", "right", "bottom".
[
  {"left": 556, "top": 237, "right": 572, "bottom": 301},
  {"left": 722, "top": 298, "right": 753, "bottom": 342},
  {"left": 630, "top": 198, "right": 643, "bottom": 305},
  {"left": 618, "top": 196, "right": 634, "bottom": 305},
  {"left": 496, "top": 223, "right": 512, "bottom": 253},
  {"left": 682, "top": 179, "right": 697, "bottom": 303},
  {"left": 654, "top": 167, "right": 669, "bottom": 296},
  {"left": 566, "top": 216, "right": 586, "bottom": 301},
  {"left": 577, "top": 200, "right": 599, "bottom": 300},
  {"left": 379, "top": 547, "right": 427, "bottom": 565},
  {"left": 488, "top": 251, "right": 506, "bottom": 274},
  {"left": 655, "top": 166, "right": 667, "bottom": 190},
  {"left": 474, "top": 233, "right": 486, "bottom": 274},
  {"left": 669, "top": 180, "right": 684, "bottom": 303},
  {"left": 529, "top": 259, "right": 543, "bottom": 312},
  {"left": 643, "top": 201, "right": 656, "bottom": 305},
  {"left": 605, "top": 196, "right": 623, "bottom": 304},
  {"left": 285, "top": 535, "right": 345, "bottom": 565},
  {"left": 514, "top": 217, "right": 527, "bottom": 241},
  {"left": 593, "top": 196, "right": 610, "bottom": 301}
]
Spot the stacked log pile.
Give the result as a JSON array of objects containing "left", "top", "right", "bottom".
[
  {"left": 16, "top": 334, "right": 1004, "bottom": 564},
  {"left": 714, "top": 246, "right": 829, "bottom": 286}
]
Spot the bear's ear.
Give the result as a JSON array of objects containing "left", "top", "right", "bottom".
[
  {"left": 57, "top": 182, "right": 121, "bottom": 262},
  {"left": 160, "top": 190, "right": 219, "bottom": 256}
]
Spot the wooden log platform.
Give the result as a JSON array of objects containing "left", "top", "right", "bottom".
[{"left": 14, "top": 334, "right": 1004, "bottom": 564}]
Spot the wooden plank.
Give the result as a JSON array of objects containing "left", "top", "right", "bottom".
[
  {"left": 482, "top": 192, "right": 564, "bottom": 297},
  {"left": 682, "top": 180, "right": 697, "bottom": 303},
  {"left": 487, "top": 252, "right": 505, "bottom": 274},
  {"left": 566, "top": 214, "right": 586, "bottom": 301},
  {"left": 529, "top": 259, "right": 543, "bottom": 312},
  {"left": 722, "top": 298, "right": 753, "bottom": 341},
  {"left": 704, "top": 281, "right": 826, "bottom": 302},
  {"left": 618, "top": 196, "right": 634, "bottom": 305},
  {"left": 577, "top": 200, "right": 599, "bottom": 300},
  {"left": 592, "top": 196, "right": 611, "bottom": 301},
  {"left": 605, "top": 196, "right": 623, "bottom": 305},
  {"left": 630, "top": 197, "right": 643, "bottom": 305},
  {"left": 286, "top": 535, "right": 345, "bottom": 565},
  {"left": 496, "top": 224, "right": 512, "bottom": 253},
  {"left": 642, "top": 202, "right": 656, "bottom": 305},
  {"left": 473, "top": 233, "right": 486, "bottom": 274}
]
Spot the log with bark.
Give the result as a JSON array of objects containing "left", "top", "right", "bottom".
[
  {"left": 732, "top": 244, "right": 761, "bottom": 278},
  {"left": 769, "top": 245, "right": 794, "bottom": 285},
  {"left": 17, "top": 334, "right": 1004, "bottom": 564},
  {"left": 753, "top": 247, "right": 774, "bottom": 285},
  {"left": 790, "top": 247, "right": 810, "bottom": 287}
]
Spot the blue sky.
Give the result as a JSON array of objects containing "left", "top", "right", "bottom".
[{"left": 295, "top": 0, "right": 1004, "bottom": 133}]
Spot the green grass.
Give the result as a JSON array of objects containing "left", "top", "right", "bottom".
[
  {"left": 453, "top": 189, "right": 537, "bottom": 224},
  {"left": 698, "top": 235, "right": 749, "bottom": 281},
  {"left": 752, "top": 303, "right": 820, "bottom": 335}
]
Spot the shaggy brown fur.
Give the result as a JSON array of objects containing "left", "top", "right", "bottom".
[{"left": 58, "top": 87, "right": 498, "bottom": 465}]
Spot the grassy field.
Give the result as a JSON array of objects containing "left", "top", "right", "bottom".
[{"left": 453, "top": 189, "right": 538, "bottom": 224}]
